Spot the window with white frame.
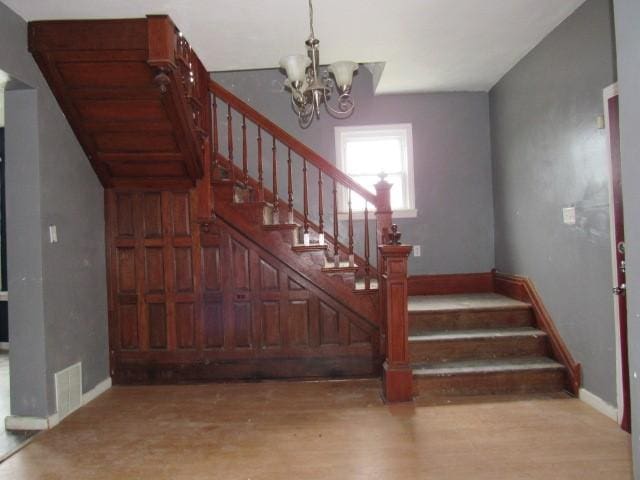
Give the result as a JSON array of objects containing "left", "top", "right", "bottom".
[{"left": 334, "top": 124, "right": 416, "bottom": 218}]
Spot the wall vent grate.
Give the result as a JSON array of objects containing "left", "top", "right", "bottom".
[{"left": 54, "top": 362, "right": 82, "bottom": 421}]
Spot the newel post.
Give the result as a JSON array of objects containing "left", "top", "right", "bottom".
[
  {"left": 379, "top": 229, "right": 413, "bottom": 403},
  {"left": 374, "top": 176, "right": 393, "bottom": 257}
]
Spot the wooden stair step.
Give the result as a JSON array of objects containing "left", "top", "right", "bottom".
[
  {"left": 413, "top": 357, "right": 565, "bottom": 396},
  {"left": 292, "top": 244, "right": 328, "bottom": 253},
  {"left": 354, "top": 277, "right": 379, "bottom": 292},
  {"left": 409, "top": 327, "right": 549, "bottom": 362},
  {"left": 262, "top": 223, "right": 299, "bottom": 231},
  {"left": 409, "top": 294, "right": 534, "bottom": 333}
]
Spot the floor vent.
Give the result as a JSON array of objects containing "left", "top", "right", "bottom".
[{"left": 54, "top": 362, "right": 82, "bottom": 420}]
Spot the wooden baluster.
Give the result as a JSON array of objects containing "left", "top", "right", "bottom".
[
  {"left": 318, "top": 170, "right": 324, "bottom": 245},
  {"left": 272, "top": 137, "right": 279, "bottom": 224},
  {"left": 287, "top": 148, "right": 294, "bottom": 223},
  {"left": 227, "top": 104, "right": 235, "bottom": 184},
  {"left": 257, "top": 126, "right": 264, "bottom": 201},
  {"left": 348, "top": 189, "right": 354, "bottom": 267},
  {"left": 332, "top": 179, "right": 339, "bottom": 267},
  {"left": 303, "top": 158, "right": 310, "bottom": 245},
  {"left": 364, "top": 203, "right": 371, "bottom": 289},
  {"left": 241, "top": 115, "right": 248, "bottom": 185},
  {"left": 212, "top": 94, "right": 219, "bottom": 158}
]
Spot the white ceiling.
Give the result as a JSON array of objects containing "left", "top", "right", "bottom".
[{"left": 4, "top": 0, "right": 586, "bottom": 93}]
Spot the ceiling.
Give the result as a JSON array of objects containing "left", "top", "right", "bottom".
[{"left": 5, "top": 0, "right": 586, "bottom": 93}]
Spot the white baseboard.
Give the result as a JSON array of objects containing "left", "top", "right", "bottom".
[
  {"left": 82, "top": 377, "right": 112, "bottom": 405},
  {"left": 579, "top": 387, "right": 618, "bottom": 422},
  {"left": 5, "top": 416, "right": 49, "bottom": 431},
  {"left": 5, "top": 376, "right": 112, "bottom": 431}
]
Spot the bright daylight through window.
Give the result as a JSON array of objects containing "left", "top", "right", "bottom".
[{"left": 335, "top": 124, "right": 416, "bottom": 218}]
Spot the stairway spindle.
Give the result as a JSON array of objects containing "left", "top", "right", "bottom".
[
  {"left": 348, "top": 189, "right": 354, "bottom": 267},
  {"left": 212, "top": 94, "right": 219, "bottom": 159},
  {"left": 303, "top": 158, "right": 310, "bottom": 245},
  {"left": 272, "top": 137, "right": 279, "bottom": 224},
  {"left": 257, "top": 126, "right": 264, "bottom": 201},
  {"left": 364, "top": 203, "right": 370, "bottom": 289},
  {"left": 287, "top": 148, "right": 294, "bottom": 223},
  {"left": 242, "top": 115, "right": 248, "bottom": 184},
  {"left": 332, "top": 179, "right": 339, "bottom": 266},
  {"left": 318, "top": 170, "right": 324, "bottom": 245},
  {"left": 227, "top": 104, "right": 235, "bottom": 184}
]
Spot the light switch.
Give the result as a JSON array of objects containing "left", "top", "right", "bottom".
[
  {"left": 49, "top": 225, "right": 58, "bottom": 243},
  {"left": 563, "top": 207, "right": 576, "bottom": 225},
  {"left": 414, "top": 245, "right": 421, "bottom": 257}
]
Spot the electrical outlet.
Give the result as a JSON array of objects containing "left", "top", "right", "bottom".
[{"left": 414, "top": 245, "right": 421, "bottom": 257}]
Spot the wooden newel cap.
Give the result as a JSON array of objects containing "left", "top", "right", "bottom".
[{"left": 378, "top": 244, "right": 412, "bottom": 257}]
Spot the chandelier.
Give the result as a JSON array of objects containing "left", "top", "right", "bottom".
[{"left": 279, "top": 0, "right": 359, "bottom": 128}]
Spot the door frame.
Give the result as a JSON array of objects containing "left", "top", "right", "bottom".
[{"left": 603, "top": 83, "right": 629, "bottom": 429}]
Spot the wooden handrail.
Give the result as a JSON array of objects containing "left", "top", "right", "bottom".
[{"left": 209, "top": 80, "right": 379, "bottom": 207}]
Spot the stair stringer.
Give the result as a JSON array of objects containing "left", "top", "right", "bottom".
[{"left": 212, "top": 192, "right": 381, "bottom": 328}]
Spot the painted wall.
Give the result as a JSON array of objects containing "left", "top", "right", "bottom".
[
  {"left": 490, "top": 0, "right": 617, "bottom": 404},
  {"left": 213, "top": 68, "right": 495, "bottom": 275},
  {"left": 613, "top": 0, "right": 640, "bottom": 476},
  {"left": 0, "top": 1, "right": 108, "bottom": 417}
]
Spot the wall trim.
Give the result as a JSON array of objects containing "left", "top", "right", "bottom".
[
  {"left": 493, "top": 271, "right": 581, "bottom": 396},
  {"left": 82, "top": 377, "right": 112, "bottom": 406},
  {"left": 579, "top": 387, "right": 618, "bottom": 422},
  {"left": 408, "top": 272, "right": 493, "bottom": 296},
  {"left": 5, "top": 376, "right": 112, "bottom": 431}
]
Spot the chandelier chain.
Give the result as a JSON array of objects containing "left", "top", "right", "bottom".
[{"left": 308, "top": 0, "right": 315, "bottom": 39}]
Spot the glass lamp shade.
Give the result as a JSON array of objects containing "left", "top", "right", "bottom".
[
  {"left": 328, "top": 61, "right": 358, "bottom": 90},
  {"left": 279, "top": 54, "right": 311, "bottom": 84}
]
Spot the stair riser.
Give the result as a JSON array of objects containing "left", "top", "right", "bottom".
[
  {"left": 410, "top": 335, "right": 549, "bottom": 363},
  {"left": 410, "top": 308, "right": 534, "bottom": 333},
  {"left": 414, "top": 369, "right": 565, "bottom": 396}
]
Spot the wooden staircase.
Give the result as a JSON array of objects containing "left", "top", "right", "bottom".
[
  {"left": 408, "top": 293, "right": 565, "bottom": 397},
  {"left": 27, "top": 14, "right": 581, "bottom": 400}
]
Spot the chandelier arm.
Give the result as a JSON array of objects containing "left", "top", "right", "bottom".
[{"left": 323, "top": 90, "right": 355, "bottom": 119}]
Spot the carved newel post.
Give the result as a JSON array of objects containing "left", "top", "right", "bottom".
[{"left": 379, "top": 225, "right": 413, "bottom": 403}]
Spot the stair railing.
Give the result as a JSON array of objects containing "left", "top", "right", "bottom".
[{"left": 209, "top": 80, "right": 393, "bottom": 289}]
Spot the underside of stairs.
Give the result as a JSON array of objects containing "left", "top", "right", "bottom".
[{"left": 409, "top": 293, "right": 567, "bottom": 398}]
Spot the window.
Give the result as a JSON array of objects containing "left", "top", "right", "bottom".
[{"left": 335, "top": 124, "right": 416, "bottom": 218}]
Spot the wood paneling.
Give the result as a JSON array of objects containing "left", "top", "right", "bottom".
[{"left": 106, "top": 189, "right": 380, "bottom": 383}]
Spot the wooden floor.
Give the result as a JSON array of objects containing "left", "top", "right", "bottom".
[{"left": 0, "top": 380, "right": 631, "bottom": 479}]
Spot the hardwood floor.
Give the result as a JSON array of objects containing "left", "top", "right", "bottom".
[{"left": 0, "top": 379, "right": 631, "bottom": 479}]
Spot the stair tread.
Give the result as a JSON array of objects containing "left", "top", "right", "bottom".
[
  {"left": 409, "top": 327, "right": 546, "bottom": 342},
  {"left": 292, "top": 244, "right": 328, "bottom": 252},
  {"left": 263, "top": 223, "right": 299, "bottom": 230},
  {"left": 409, "top": 293, "right": 531, "bottom": 313},
  {"left": 412, "top": 357, "right": 563, "bottom": 376}
]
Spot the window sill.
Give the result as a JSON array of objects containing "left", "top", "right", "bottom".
[{"left": 337, "top": 209, "right": 418, "bottom": 221}]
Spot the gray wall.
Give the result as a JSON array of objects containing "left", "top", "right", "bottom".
[
  {"left": 0, "top": 1, "right": 108, "bottom": 417},
  {"left": 490, "top": 0, "right": 617, "bottom": 404},
  {"left": 613, "top": 0, "right": 640, "bottom": 476},
  {"left": 213, "top": 68, "right": 494, "bottom": 275}
]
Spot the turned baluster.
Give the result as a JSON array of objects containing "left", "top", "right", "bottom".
[
  {"left": 272, "top": 137, "right": 279, "bottom": 224},
  {"left": 227, "top": 104, "right": 235, "bottom": 184},
  {"left": 348, "top": 189, "right": 354, "bottom": 267},
  {"left": 257, "top": 127, "right": 264, "bottom": 201},
  {"left": 318, "top": 170, "right": 324, "bottom": 244},
  {"left": 364, "top": 203, "right": 371, "bottom": 289},
  {"left": 212, "top": 94, "right": 219, "bottom": 158},
  {"left": 241, "top": 115, "right": 248, "bottom": 184},
  {"left": 303, "top": 158, "right": 310, "bottom": 245},
  {"left": 287, "top": 148, "right": 294, "bottom": 223},
  {"left": 332, "top": 179, "right": 339, "bottom": 267}
]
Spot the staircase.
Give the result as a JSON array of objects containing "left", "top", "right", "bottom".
[
  {"left": 409, "top": 293, "right": 566, "bottom": 397},
  {"left": 27, "top": 14, "right": 580, "bottom": 399}
]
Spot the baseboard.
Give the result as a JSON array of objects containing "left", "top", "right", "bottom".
[
  {"left": 82, "top": 377, "right": 112, "bottom": 405},
  {"left": 408, "top": 272, "right": 494, "bottom": 296},
  {"left": 5, "top": 416, "right": 50, "bottom": 431},
  {"left": 0, "top": 342, "right": 9, "bottom": 351},
  {"left": 5, "top": 376, "right": 112, "bottom": 431},
  {"left": 579, "top": 388, "right": 618, "bottom": 422}
]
